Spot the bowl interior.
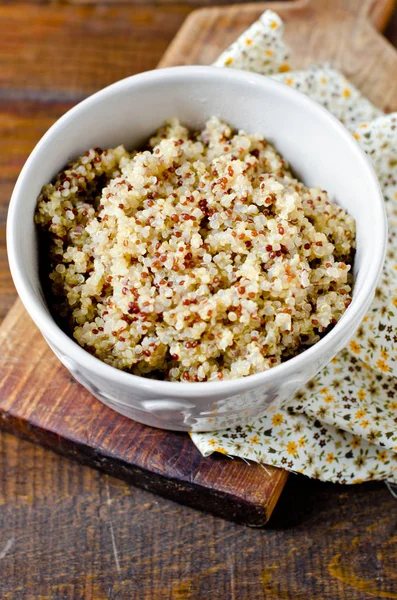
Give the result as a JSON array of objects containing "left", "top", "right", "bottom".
[{"left": 8, "top": 66, "right": 385, "bottom": 380}]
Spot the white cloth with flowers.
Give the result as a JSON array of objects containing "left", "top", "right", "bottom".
[{"left": 191, "top": 10, "right": 397, "bottom": 484}]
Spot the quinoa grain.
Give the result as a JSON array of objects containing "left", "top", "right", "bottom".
[{"left": 35, "top": 117, "right": 355, "bottom": 381}]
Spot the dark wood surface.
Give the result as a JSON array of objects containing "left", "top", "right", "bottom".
[
  {"left": 2, "top": 1, "right": 397, "bottom": 598},
  {"left": 2, "top": 430, "right": 397, "bottom": 599}
]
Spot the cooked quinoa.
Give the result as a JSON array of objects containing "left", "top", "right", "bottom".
[{"left": 35, "top": 117, "right": 355, "bottom": 382}]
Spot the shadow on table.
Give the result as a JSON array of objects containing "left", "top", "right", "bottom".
[{"left": 267, "top": 474, "right": 387, "bottom": 529}]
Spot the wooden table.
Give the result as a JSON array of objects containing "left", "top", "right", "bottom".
[{"left": 1, "top": 2, "right": 397, "bottom": 598}]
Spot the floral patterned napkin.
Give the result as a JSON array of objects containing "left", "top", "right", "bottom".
[{"left": 192, "top": 10, "right": 397, "bottom": 484}]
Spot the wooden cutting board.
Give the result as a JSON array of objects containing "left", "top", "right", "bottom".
[{"left": 1, "top": 0, "right": 396, "bottom": 527}]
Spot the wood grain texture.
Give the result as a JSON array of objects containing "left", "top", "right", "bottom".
[
  {"left": 0, "top": 4, "right": 192, "bottom": 95},
  {"left": 0, "top": 430, "right": 396, "bottom": 600},
  {"left": 368, "top": 0, "right": 397, "bottom": 30},
  {"left": 1, "top": 0, "right": 397, "bottom": 596},
  {"left": 4, "top": 0, "right": 396, "bottom": 35}
]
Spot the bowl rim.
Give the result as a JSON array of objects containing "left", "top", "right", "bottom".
[{"left": 7, "top": 65, "right": 387, "bottom": 397}]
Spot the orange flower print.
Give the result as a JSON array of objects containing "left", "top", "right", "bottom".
[
  {"left": 349, "top": 340, "right": 361, "bottom": 354},
  {"left": 355, "top": 410, "right": 366, "bottom": 419},
  {"left": 350, "top": 437, "right": 361, "bottom": 449},
  {"left": 376, "top": 359, "right": 391, "bottom": 373},
  {"left": 357, "top": 389, "right": 366, "bottom": 401},
  {"left": 377, "top": 450, "right": 388, "bottom": 463},
  {"left": 326, "top": 453, "right": 334, "bottom": 464},
  {"left": 324, "top": 394, "right": 335, "bottom": 404},
  {"left": 272, "top": 413, "right": 284, "bottom": 426},
  {"left": 286, "top": 441, "right": 298, "bottom": 455},
  {"left": 298, "top": 437, "right": 306, "bottom": 448},
  {"left": 380, "top": 349, "right": 389, "bottom": 360},
  {"left": 360, "top": 419, "right": 370, "bottom": 429},
  {"left": 250, "top": 435, "right": 260, "bottom": 445}
]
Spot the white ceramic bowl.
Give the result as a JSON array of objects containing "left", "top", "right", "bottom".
[{"left": 7, "top": 66, "right": 386, "bottom": 432}]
